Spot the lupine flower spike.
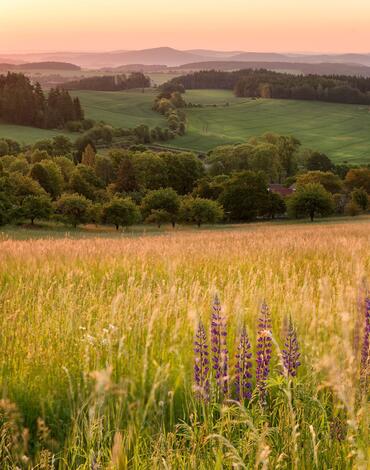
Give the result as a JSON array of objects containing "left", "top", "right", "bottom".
[
  {"left": 194, "top": 321, "right": 210, "bottom": 401},
  {"left": 256, "top": 301, "right": 272, "bottom": 403},
  {"left": 282, "top": 318, "right": 301, "bottom": 378},
  {"left": 360, "top": 296, "right": 369, "bottom": 388},
  {"left": 211, "top": 295, "right": 229, "bottom": 397},
  {"left": 235, "top": 326, "right": 253, "bottom": 401}
]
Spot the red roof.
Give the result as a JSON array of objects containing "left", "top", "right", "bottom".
[{"left": 269, "top": 184, "right": 295, "bottom": 197}]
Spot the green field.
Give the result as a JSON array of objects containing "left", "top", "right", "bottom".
[
  {"left": 1, "top": 88, "right": 370, "bottom": 163},
  {"left": 171, "top": 90, "right": 370, "bottom": 163}
]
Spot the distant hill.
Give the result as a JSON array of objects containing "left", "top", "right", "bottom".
[
  {"left": 176, "top": 61, "right": 370, "bottom": 77},
  {"left": 0, "top": 61, "right": 80, "bottom": 71},
  {"left": 18, "top": 61, "right": 80, "bottom": 70},
  {"left": 2, "top": 48, "right": 370, "bottom": 68}
]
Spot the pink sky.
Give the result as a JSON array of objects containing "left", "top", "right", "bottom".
[{"left": 0, "top": 0, "right": 369, "bottom": 53}]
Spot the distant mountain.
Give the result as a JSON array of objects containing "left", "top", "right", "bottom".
[
  {"left": 2, "top": 48, "right": 370, "bottom": 68},
  {"left": 0, "top": 61, "right": 80, "bottom": 72},
  {"left": 176, "top": 61, "right": 370, "bottom": 77},
  {"left": 19, "top": 61, "right": 80, "bottom": 70}
]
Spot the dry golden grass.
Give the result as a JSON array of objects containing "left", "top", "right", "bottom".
[{"left": 0, "top": 221, "right": 368, "bottom": 468}]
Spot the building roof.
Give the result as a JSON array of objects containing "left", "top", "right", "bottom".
[{"left": 268, "top": 183, "right": 295, "bottom": 197}]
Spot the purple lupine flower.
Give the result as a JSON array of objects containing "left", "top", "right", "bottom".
[
  {"left": 256, "top": 302, "right": 272, "bottom": 402},
  {"left": 211, "top": 295, "right": 229, "bottom": 397},
  {"left": 360, "top": 297, "right": 370, "bottom": 385},
  {"left": 282, "top": 318, "right": 300, "bottom": 378},
  {"left": 194, "top": 321, "right": 210, "bottom": 400},
  {"left": 235, "top": 326, "right": 253, "bottom": 401}
]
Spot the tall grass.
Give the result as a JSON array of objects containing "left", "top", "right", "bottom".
[{"left": 0, "top": 222, "right": 369, "bottom": 468}]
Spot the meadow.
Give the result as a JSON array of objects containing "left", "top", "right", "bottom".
[
  {"left": 1, "top": 88, "right": 370, "bottom": 164},
  {"left": 0, "top": 220, "right": 369, "bottom": 468}
]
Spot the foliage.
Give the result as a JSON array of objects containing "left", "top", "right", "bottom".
[
  {"left": 64, "top": 72, "right": 150, "bottom": 91},
  {"left": 20, "top": 195, "right": 53, "bottom": 224},
  {"left": 101, "top": 197, "right": 140, "bottom": 230},
  {"left": 296, "top": 171, "right": 343, "bottom": 193},
  {"left": 287, "top": 183, "right": 334, "bottom": 221},
  {"left": 141, "top": 188, "right": 180, "bottom": 227},
  {"left": 218, "top": 171, "right": 269, "bottom": 220},
  {"left": 179, "top": 196, "right": 224, "bottom": 226},
  {"left": 54, "top": 193, "right": 91, "bottom": 227}
]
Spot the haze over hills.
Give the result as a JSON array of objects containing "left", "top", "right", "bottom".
[{"left": 2, "top": 47, "right": 370, "bottom": 68}]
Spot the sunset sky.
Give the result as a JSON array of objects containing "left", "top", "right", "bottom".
[{"left": 1, "top": 0, "right": 369, "bottom": 53}]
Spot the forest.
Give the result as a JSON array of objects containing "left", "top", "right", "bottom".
[
  {"left": 165, "top": 69, "right": 370, "bottom": 104},
  {"left": 0, "top": 73, "right": 84, "bottom": 128},
  {"left": 63, "top": 72, "right": 151, "bottom": 91}
]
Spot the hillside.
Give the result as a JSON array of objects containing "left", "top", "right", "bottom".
[
  {"left": 0, "top": 61, "right": 80, "bottom": 71},
  {"left": 3, "top": 48, "right": 370, "bottom": 68},
  {"left": 176, "top": 60, "right": 370, "bottom": 77}
]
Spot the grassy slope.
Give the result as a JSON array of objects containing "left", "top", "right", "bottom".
[
  {"left": 170, "top": 90, "right": 370, "bottom": 163},
  {"left": 1, "top": 88, "right": 370, "bottom": 163}
]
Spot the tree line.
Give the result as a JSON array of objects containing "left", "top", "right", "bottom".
[
  {"left": 164, "top": 69, "right": 370, "bottom": 105},
  {"left": 0, "top": 73, "right": 84, "bottom": 128},
  {"left": 0, "top": 132, "right": 369, "bottom": 228},
  {"left": 63, "top": 72, "right": 150, "bottom": 91}
]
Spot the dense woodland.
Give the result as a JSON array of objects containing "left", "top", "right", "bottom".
[
  {"left": 64, "top": 72, "right": 150, "bottom": 91},
  {"left": 0, "top": 132, "right": 369, "bottom": 228},
  {"left": 0, "top": 73, "right": 84, "bottom": 128},
  {"left": 165, "top": 69, "right": 370, "bottom": 104}
]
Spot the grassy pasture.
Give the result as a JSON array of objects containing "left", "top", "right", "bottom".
[
  {"left": 0, "top": 220, "right": 368, "bottom": 468},
  {"left": 1, "top": 88, "right": 370, "bottom": 164},
  {"left": 171, "top": 90, "right": 370, "bottom": 164}
]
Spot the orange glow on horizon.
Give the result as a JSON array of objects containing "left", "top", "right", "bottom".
[{"left": 0, "top": 0, "right": 369, "bottom": 53}]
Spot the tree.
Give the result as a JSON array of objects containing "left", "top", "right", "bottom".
[
  {"left": 306, "top": 151, "right": 333, "bottom": 172},
  {"left": 144, "top": 209, "right": 172, "bottom": 228},
  {"left": 345, "top": 168, "right": 370, "bottom": 193},
  {"left": 261, "top": 192, "right": 286, "bottom": 219},
  {"left": 344, "top": 200, "right": 361, "bottom": 217},
  {"left": 141, "top": 188, "right": 180, "bottom": 227},
  {"left": 102, "top": 197, "right": 140, "bottom": 230},
  {"left": 351, "top": 188, "right": 369, "bottom": 211},
  {"left": 219, "top": 171, "right": 269, "bottom": 221},
  {"left": 52, "top": 135, "right": 73, "bottom": 156},
  {"left": 8, "top": 173, "right": 46, "bottom": 202},
  {"left": 296, "top": 171, "right": 343, "bottom": 194},
  {"left": 21, "top": 195, "right": 52, "bottom": 225},
  {"left": 55, "top": 193, "right": 91, "bottom": 228},
  {"left": 179, "top": 197, "right": 224, "bottom": 227},
  {"left": 0, "top": 192, "right": 13, "bottom": 225},
  {"left": 287, "top": 183, "right": 334, "bottom": 221},
  {"left": 115, "top": 157, "right": 140, "bottom": 193},
  {"left": 95, "top": 155, "right": 115, "bottom": 185},
  {"left": 81, "top": 144, "right": 96, "bottom": 167},
  {"left": 0, "top": 139, "right": 9, "bottom": 157},
  {"left": 30, "top": 161, "right": 64, "bottom": 199}
]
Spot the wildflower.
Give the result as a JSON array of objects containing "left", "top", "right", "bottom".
[
  {"left": 235, "top": 326, "right": 253, "bottom": 401},
  {"left": 211, "top": 295, "right": 229, "bottom": 396},
  {"left": 194, "top": 321, "right": 210, "bottom": 400},
  {"left": 256, "top": 302, "right": 272, "bottom": 402},
  {"left": 282, "top": 318, "right": 300, "bottom": 378},
  {"left": 360, "top": 296, "right": 369, "bottom": 386}
]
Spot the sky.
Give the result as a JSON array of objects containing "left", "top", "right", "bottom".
[{"left": 0, "top": 0, "right": 369, "bottom": 54}]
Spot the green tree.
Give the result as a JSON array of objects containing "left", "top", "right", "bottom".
[
  {"left": 102, "top": 197, "right": 140, "bottom": 230},
  {"left": 179, "top": 197, "right": 224, "bottom": 227},
  {"left": 287, "top": 183, "right": 334, "bottom": 221},
  {"left": 306, "top": 151, "right": 333, "bottom": 172},
  {"left": 30, "top": 161, "right": 64, "bottom": 199},
  {"left": 219, "top": 171, "right": 269, "bottom": 221},
  {"left": 21, "top": 195, "right": 53, "bottom": 225},
  {"left": 351, "top": 188, "right": 369, "bottom": 211},
  {"left": 115, "top": 157, "right": 140, "bottom": 193},
  {"left": 0, "top": 139, "right": 10, "bottom": 157},
  {"left": 144, "top": 209, "right": 172, "bottom": 228},
  {"left": 0, "top": 192, "right": 13, "bottom": 225},
  {"left": 55, "top": 193, "right": 91, "bottom": 228},
  {"left": 261, "top": 192, "right": 286, "bottom": 219},
  {"left": 52, "top": 135, "right": 73, "bottom": 156},
  {"left": 95, "top": 155, "right": 115, "bottom": 185},
  {"left": 296, "top": 171, "right": 343, "bottom": 194},
  {"left": 141, "top": 188, "right": 180, "bottom": 227}
]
